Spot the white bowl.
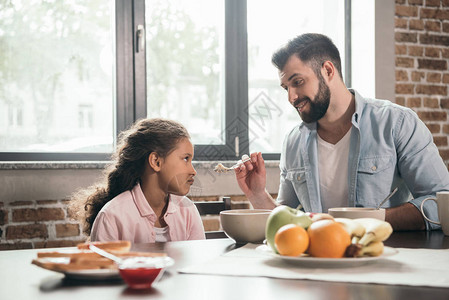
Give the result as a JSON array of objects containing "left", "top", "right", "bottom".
[
  {"left": 220, "top": 209, "right": 271, "bottom": 244},
  {"left": 118, "top": 256, "right": 174, "bottom": 289},
  {"left": 327, "top": 207, "right": 386, "bottom": 221}
]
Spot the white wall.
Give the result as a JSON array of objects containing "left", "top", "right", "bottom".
[{"left": 0, "top": 162, "right": 281, "bottom": 202}]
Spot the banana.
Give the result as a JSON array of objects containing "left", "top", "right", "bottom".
[
  {"left": 359, "top": 241, "right": 384, "bottom": 257},
  {"left": 334, "top": 218, "right": 366, "bottom": 243},
  {"left": 353, "top": 218, "right": 393, "bottom": 246}
]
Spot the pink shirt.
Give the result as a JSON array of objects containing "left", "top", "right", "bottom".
[{"left": 90, "top": 183, "right": 205, "bottom": 243}]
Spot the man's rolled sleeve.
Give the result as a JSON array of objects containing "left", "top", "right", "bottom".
[
  {"left": 396, "top": 109, "right": 449, "bottom": 230},
  {"left": 409, "top": 195, "right": 440, "bottom": 230}
]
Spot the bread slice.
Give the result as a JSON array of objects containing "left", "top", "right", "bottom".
[
  {"left": 76, "top": 240, "right": 131, "bottom": 252},
  {"left": 37, "top": 249, "right": 98, "bottom": 259},
  {"left": 32, "top": 240, "right": 167, "bottom": 273},
  {"left": 32, "top": 258, "right": 115, "bottom": 271}
]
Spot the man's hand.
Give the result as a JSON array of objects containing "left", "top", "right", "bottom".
[
  {"left": 235, "top": 152, "right": 266, "bottom": 196},
  {"left": 234, "top": 152, "right": 276, "bottom": 209}
]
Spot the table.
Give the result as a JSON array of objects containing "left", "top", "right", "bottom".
[{"left": 1, "top": 231, "right": 449, "bottom": 300}]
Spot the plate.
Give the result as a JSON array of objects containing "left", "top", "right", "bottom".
[
  {"left": 255, "top": 245, "right": 398, "bottom": 267},
  {"left": 32, "top": 257, "right": 121, "bottom": 280},
  {"left": 63, "top": 269, "right": 121, "bottom": 280}
]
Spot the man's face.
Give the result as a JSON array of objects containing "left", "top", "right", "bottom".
[{"left": 279, "top": 55, "right": 330, "bottom": 123}]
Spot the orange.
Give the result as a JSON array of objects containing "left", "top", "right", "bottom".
[
  {"left": 307, "top": 219, "right": 351, "bottom": 258},
  {"left": 274, "top": 224, "right": 309, "bottom": 256}
]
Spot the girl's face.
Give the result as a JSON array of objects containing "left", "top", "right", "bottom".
[{"left": 159, "top": 138, "right": 196, "bottom": 196}]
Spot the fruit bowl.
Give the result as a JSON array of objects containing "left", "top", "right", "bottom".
[
  {"left": 220, "top": 209, "right": 271, "bottom": 244},
  {"left": 255, "top": 244, "right": 398, "bottom": 267}
]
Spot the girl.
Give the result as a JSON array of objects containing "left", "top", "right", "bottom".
[{"left": 72, "top": 118, "right": 205, "bottom": 242}]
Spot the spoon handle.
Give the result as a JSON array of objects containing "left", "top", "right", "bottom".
[
  {"left": 376, "top": 187, "right": 398, "bottom": 210},
  {"left": 214, "top": 155, "right": 251, "bottom": 173},
  {"left": 89, "top": 244, "right": 123, "bottom": 264}
]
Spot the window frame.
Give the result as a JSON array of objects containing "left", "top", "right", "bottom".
[
  {"left": 141, "top": 0, "right": 250, "bottom": 162},
  {"left": 0, "top": 0, "right": 352, "bottom": 162}
]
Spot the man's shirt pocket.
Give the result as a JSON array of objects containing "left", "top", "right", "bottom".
[
  {"left": 356, "top": 156, "right": 396, "bottom": 207},
  {"left": 285, "top": 168, "right": 310, "bottom": 209}
]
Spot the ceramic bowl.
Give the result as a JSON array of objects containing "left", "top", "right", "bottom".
[
  {"left": 327, "top": 207, "right": 386, "bottom": 221},
  {"left": 118, "top": 256, "right": 174, "bottom": 289},
  {"left": 220, "top": 209, "right": 272, "bottom": 244}
]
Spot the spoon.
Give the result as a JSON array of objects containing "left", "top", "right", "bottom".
[
  {"left": 214, "top": 155, "right": 251, "bottom": 173},
  {"left": 89, "top": 244, "right": 123, "bottom": 264},
  {"left": 376, "top": 187, "right": 398, "bottom": 210}
]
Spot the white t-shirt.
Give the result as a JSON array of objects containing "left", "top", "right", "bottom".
[
  {"left": 317, "top": 128, "right": 352, "bottom": 213},
  {"left": 154, "top": 226, "right": 171, "bottom": 242}
]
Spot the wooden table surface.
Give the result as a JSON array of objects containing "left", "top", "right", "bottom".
[{"left": 1, "top": 231, "right": 449, "bottom": 300}]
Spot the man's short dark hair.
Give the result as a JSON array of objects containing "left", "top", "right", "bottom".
[{"left": 272, "top": 33, "right": 343, "bottom": 79}]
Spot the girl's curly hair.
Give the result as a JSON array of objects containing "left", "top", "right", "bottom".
[{"left": 70, "top": 118, "right": 190, "bottom": 235}]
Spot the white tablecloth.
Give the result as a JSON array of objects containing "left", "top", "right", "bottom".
[{"left": 178, "top": 244, "right": 449, "bottom": 288}]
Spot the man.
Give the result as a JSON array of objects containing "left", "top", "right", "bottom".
[{"left": 235, "top": 33, "right": 449, "bottom": 231}]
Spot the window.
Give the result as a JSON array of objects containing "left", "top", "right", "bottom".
[
  {"left": 0, "top": 0, "right": 374, "bottom": 161},
  {"left": 78, "top": 104, "right": 93, "bottom": 129},
  {"left": 247, "top": 0, "right": 346, "bottom": 155},
  {"left": 8, "top": 105, "right": 23, "bottom": 127},
  {"left": 143, "top": 0, "right": 246, "bottom": 160},
  {"left": 145, "top": 0, "right": 225, "bottom": 146},
  {"left": 351, "top": 0, "right": 375, "bottom": 99},
  {"left": 0, "top": 0, "right": 114, "bottom": 159}
]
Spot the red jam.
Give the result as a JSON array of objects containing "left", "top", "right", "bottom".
[
  {"left": 117, "top": 256, "right": 174, "bottom": 289},
  {"left": 119, "top": 267, "right": 162, "bottom": 289}
]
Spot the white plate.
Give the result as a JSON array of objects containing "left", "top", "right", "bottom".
[
  {"left": 255, "top": 245, "right": 398, "bottom": 267},
  {"left": 63, "top": 269, "right": 121, "bottom": 280},
  {"left": 33, "top": 257, "right": 121, "bottom": 280}
]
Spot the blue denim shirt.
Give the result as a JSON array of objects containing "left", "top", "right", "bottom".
[{"left": 277, "top": 89, "right": 449, "bottom": 230}]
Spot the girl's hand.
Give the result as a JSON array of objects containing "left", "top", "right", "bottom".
[{"left": 234, "top": 152, "right": 267, "bottom": 198}]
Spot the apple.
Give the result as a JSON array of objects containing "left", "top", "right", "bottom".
[{"left": 265, "top": 205, "right": 313, "bottom": 252}]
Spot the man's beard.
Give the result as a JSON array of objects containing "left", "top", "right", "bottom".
[{"left": 298, "top": 75, "right": 331, "bottom": 123}]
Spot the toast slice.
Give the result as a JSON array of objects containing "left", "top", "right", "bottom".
[
  {"left": 76, "top": 240, "right": 131, "bottom": 252},
  {"left": 32, "top": 240, "right": 166, "bottom": 273}
]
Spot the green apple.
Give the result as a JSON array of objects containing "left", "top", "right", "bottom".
[{"left": 265, "top": 205, "right": 312, "bottom": 253}]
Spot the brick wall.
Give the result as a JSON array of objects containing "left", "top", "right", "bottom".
[
  {"left": 394, "top": 0, "right": 449, "bottom": 167},
  {"left": 0, "top": 196, "right": 255, "bottom": 250},
  {"left": 0, "top": 199, "right": 85, "bottom": 250}
]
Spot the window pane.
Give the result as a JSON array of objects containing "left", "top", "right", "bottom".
[
  {"left": 352, "top": 0, "right": 375, "bottom": 98},
  {"left": 247, "top": 0, "right": 345, "bottom": 153},
  {"left": 0, "top": 0, "right": 114, "bottom": 153},
  {"left": 145, "top": 0, "right": 225, "bottom": 145}
]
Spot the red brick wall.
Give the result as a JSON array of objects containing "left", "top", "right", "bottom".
[
  {"left": 0, "top": 199, "right": 86, "bottom": 250},
  {"left": 394, "top": 0, "right": 449, "bottom": 167},
  {"left": 0, "top": 196, "right": 253, "bottom": 250}
]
